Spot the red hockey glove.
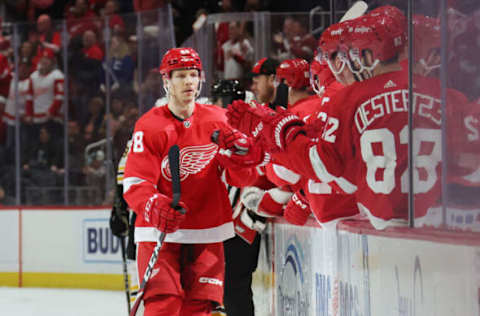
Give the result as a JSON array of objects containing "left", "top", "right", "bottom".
[
  {"left": 213, "top": 128, "right": 251, "bottom": 153},
  {"left": 284, "top": 190, "right": 311, "bottom": 226},
  {"left": 213, "top": 129, "right": 270, "bottom": 169},
  {"left": 144, "top": 194, "right": 187, "bottom": 233},
  {"left": 240, "top": 186, "right": 292, "bottom": 217},
  {"left": 303, "top": 117, "right": 326, "bottom": 140},
  {"left": 226, "top": 100, "right": 305, "bottom": 152},
  {"left": 226, "top": 99, "right": 269, "bottom": 137}
]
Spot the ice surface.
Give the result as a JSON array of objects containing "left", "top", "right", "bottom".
[{"left": 0, "top": 287, "right": 127, "bottom": 316}]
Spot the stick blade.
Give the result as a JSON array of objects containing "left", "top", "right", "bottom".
[{"left": 340, "top": 1, "right": 368, "bottom": 22}]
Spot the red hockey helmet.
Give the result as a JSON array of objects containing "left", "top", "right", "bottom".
[
  {"left": 369, "top": 5, "right": 407, "bottom": 49},
  {"left": 276, "top": 58, "right": 310, "bottom": 89},
  {"left": 159, "top": 47, "right": 203, "bottom": 78},
  {"left": 317, "top": 19, "right": 356, "bottom": 76},
  {"left": 317, "top": 21, "right": 351, "bottom": 63},
  {"left": 348, "top": 15, "right": 401, "bottom": 64},
  {"left": 412, "top": 14, "right": 440, "bottom": 63}
]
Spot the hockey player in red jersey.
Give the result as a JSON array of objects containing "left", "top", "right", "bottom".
[
  {"left": 252, "top": 40, "right": 358, "bottom": 228},
  {"left": 221, "top": 10, "right": 445, "bottom": 230},
  {"left": 237, "top": 58, "right": 316, "bottom": 232},
  {"left": 123, "top": 47, "right": 256, "bottom": 316},
  {"left": 275, "top": 58, "right": 315, "bottom": 113}
]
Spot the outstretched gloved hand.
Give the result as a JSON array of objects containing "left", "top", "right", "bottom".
[
  {"left": 212, "top": 128, "right": 270, "bottom": 169},
  {"left": 226, "top": 100, "right": 305, "bottom": 152},
  {"left": 144, "top": 194, "right": 187, "bottom": 233}
]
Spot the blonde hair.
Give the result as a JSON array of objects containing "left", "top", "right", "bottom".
[{"left": 109, "top": 35, "right": 130, "bottom": 59}]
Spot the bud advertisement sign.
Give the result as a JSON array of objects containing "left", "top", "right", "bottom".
[{"left": 83, "top": 218, "right": 122, "bottom": 263}]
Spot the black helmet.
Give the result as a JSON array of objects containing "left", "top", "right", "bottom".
[{"left": 211, "top": 79, "right": 246, "bottom": 107}]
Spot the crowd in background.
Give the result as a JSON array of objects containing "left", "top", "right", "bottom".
[
  {"left": 0, "top": 0, "right": 340, "bottom": 206},
  {"left": 0, "top": 0, "right": 479, "bottom": 207}
]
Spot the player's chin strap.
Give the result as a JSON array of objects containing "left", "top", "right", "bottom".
[{"left": 194, "top": 70, "right": 205, "bottom": 99}]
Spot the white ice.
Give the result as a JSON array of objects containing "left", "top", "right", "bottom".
[{"left": 0, "top": 287, "right": 127, "bottom": 316}]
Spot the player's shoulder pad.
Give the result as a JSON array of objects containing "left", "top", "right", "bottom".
[
  {"left": 134, "top": 106, "right": 170, "bottom": 131},
  {"left": 195, "top": 102, "right": 228, "bottom": 120}
]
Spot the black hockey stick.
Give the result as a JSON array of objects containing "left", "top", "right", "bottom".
[
  {"left": 129, "top": 145, "right": 183, "bottom": 316},
  {"left": 119, "top": 236, "right": 131, "bottom": 314}
]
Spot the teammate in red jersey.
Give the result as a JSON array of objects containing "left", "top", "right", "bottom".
[
  {"left": 222, "top": 9, "right": 446, "bottom": 230},
  {"left": 263, "top": 34, "right": 358, "bottom": 228},
  {"left": 123, "top": 47, "right": 256, "bottom": 316},
  {"left": 240, "top": 58, "right": 316, "bottom": 227}
]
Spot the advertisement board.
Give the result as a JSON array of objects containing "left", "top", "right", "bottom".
[
  {"left": 274, "top": 222, "right": 314, "bottom": 315},
  {"left": 271, "top": 220, "right": 480, "bottom": 316},
  {"left": 0, "top": 208, "right": 124, "bottom": 289}
]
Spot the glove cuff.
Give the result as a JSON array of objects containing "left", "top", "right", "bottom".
[
  {"left": 240, "top": 209, "right": 267, "bottom": 232},
  {"left": 284, "top": 191, "right": 311, "bottom": 226},
  {"left": 144, "top": 194, "right": 159, "bottom": 224},
  {"left": 274, "top": 115, "right": 297, "bottom": 149}
]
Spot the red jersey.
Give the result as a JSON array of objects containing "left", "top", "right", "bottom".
[
  {"left": 289, "top": 94, "right": 321, "bottom": 120},
  {"left": 124, "top": 103, "right": 255, "bottom": 244},
  {"left": 269, "top": 87, "right": 358, "bottom": 227},
  {"left": 26, "top": 68, "right": 64, "bottom": 123},
  {"left": 0, "top": 53, "right": 11, "bottom": 104},
  {"left": 284, "top": 70, "right": 446, "bottom": 229}
]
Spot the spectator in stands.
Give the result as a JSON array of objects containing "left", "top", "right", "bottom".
[
  {"left": 101, "top": 0, "right": 125, "bottom": 35},
  {"left": 19, "top": 41, "right": 37, "bottom": 74},
  {"left": 101, "top": 34, "right": 134, "bottom": 93},
  {"left": 138, "top": 68, "right": 161, "bottom": 114},
  {"left": 69, "top": 29, "right": 104, "bottom": 120},
  {"left": 83, "top": 149, "right": 107, "bottom": 205},
  {"left": 82, "top": 30, "right": 104, "bottom": 61},
  {"left": 106, "top": 91, "right": 126, "bottom": 136},
  {"left": 272, "top": 16, "right": 295, "bottom": 61},
  {"left": 66, "top": 120, "right": 86, "bottom": 185},
  {"left": 273, "top": 16, "right": 316, "bottom": 61},
  {"left": 214, "top": 0, "right": 236, "bottom": 76},
  {"left": 3, "top": 61, "right": 32, "bottom": 160},
  {"left": 30, "top": 14, "right": 62, "bottom": 68},
  {"left": 22, "top": 126, "right": 64, "bottom": 188},
  {"left": 66, "top": 0, "right": 100, "bottom": 40},
  {"left": 0, "top": 18, "right": 12, "bottom": 59},
  {"left": 82, "top": 95, "right": 106, "bottom": 143},
  {"left": 288, "top": 19, "right": 316, "bottom": 61},
  {"left": 25, "top": 49, "right": 65, "bottom": 136},
  {"left": 222, "top": 21, "right": 254, "bottom": 81}
]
